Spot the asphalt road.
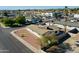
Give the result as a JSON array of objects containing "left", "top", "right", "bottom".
[
  {"left": 54, "top": 21, "right": 79, "bottom": 27},
  {"left": 0, "top": 27, "right": 33, "bottom": 53}
]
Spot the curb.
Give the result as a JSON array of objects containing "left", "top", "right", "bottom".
[
  {"left": 0, "top": 23, "right": 10, "bottom": 28},
  {"left": 11, "top": 29, "right": 45, "bottom": 53}
]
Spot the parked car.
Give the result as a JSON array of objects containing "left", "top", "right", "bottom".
[
  {"left": 25, "top": 20, "right": 31, "bottom": 25},
  {"left": 75, "top": 41, "right": 79, "bottom": 46}
]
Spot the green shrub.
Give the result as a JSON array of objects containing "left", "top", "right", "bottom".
[
  {"left": 40, "top": 34, "right": 58, "bottom": 50},
  {"left": 15, "top": 16, "right": 26, "bottom": 24},
  {"left": 2, "top": 17, "right": 15, "bottom": 27}
]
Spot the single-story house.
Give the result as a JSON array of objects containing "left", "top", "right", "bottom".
[
  {"left": 74, "top": 14, "right": 79, "bottom": 18},
  {"left": 41, "top": 12, "right": 53, "bottom": 17}
]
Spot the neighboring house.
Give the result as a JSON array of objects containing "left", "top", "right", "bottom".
[
  {"left": 31, "top": 16, "right": 42, "bottom": 24},
  {"left": 31, "top": 18, "right": 38, "bottom": 24},
  {"left": 0, "top": 15, "right": 3, "bottom": 18},
  {"left": 41, "top": 12, "right": 53, "bottom": 17},
  {"left": 31, "top": 18, "right": 42, "bottom": 24},
  {"left": 74, "top": 14, "right": 79, "bottom": 18},
  {"left": 53, "top": 12, "right": 64, "bottom": 19},
  {"left": 7, "top": 14, "right": 16, "bottom": 18}
]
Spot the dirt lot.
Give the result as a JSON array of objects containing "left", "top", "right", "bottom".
[{"left": 27, "top": 25, "right": 49, "bottom": 35}]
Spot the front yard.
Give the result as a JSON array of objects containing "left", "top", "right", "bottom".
[
  {"left": 14, "top": 28, "right": 41, "bottom": 49},
  {"left": 13, "top": 24, "right": 79, "bottom": 53},
  {"left": 27, "top": 25, "right": 49, "bottom": 35}
]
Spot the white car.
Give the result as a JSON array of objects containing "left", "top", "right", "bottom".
[
  {"left": 70, "top": 20, "right": 76, "bottom": 22},
  {"left": 75, "top": 41, "right": 79, "bottom": 46}
]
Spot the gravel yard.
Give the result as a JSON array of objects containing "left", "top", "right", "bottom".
[
  {"left": 14, "top": 28, "right": 41, "bottom": 49},
  {"left": 27, "top": 25, "right": 49, "bottom": 35}
]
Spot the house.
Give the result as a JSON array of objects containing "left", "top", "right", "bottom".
[
  {"left": 31, "top": 16, "right": 42, "bottom": 24},
  {"left": 74, "top": 14, "right": 79, "bottom": 18},
  {"left": 7, "top": 14, "right": 16, "bottom": 18},
  {"left": 31, "top": 18, "right": 38, "bottom": 24},
  {"left": 0, "top": 15, "right": 3, "bottom": 18},
  {"left": 41, "top": 12, "right": 53, "bottom": 17},
  {"left": 53, "top": 12, "right": 64, "bottom": 19}
]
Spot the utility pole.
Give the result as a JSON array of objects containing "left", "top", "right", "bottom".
[{"left": 64, "top": 6, "right": 68, "bottom": 33}]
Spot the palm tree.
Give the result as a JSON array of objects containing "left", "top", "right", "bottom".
[
  {"left": 65, "top": 6, "right": 68, "bottom": 16},
  {"left": 3, "top": 10, "right": 8, "bottom": 17},
  {"left": 64, "top": 6, "right": 68, "bottom": 33}
]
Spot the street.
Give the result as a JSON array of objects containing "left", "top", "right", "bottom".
[
  {"left": 54, "top": 20, "right": 79, "bottom": 27},
  {"left": 0, "top": 27, "right": 33, "bottom": 53}
]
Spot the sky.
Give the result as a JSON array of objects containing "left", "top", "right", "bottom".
[{"left": 0, "top": 6, "right": 79, "bottom": 10}]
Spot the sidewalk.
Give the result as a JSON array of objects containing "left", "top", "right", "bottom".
[{"left": 0, "top": 23, "right": 10, "bottom": 28}]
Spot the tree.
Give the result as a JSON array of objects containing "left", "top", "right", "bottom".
[
  {"left": 15, "top": 16, "right": 26, "bottom": 24},
  {"left": 64, "top": 6, "right": 68, "bottom": 16},
  {"left": 65, "top": 6, "right": 68, "bottom": 9},
  {"left": 17, "top": 9, "right": 21, "bottom": 16},
  {"left": 3, "top": 11, "right": 8, "bottom": 17},
  {"left": 53, "top": 12, "right": 62, "bottom": 19},
  {"left": 2, "top": 17, "right": 15, "bottom": 26}
]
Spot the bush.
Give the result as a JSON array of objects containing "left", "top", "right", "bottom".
[
  {"left": 15, "top": 16, "right": 26, "bottom": 24},
  {"left": 1, "top": 16, "right": 26, "bottom": 27},
  {"left": 40, "top": 34, "right": 58, "bottom": 51},
  {"left": 2, "top": 17, "right": 15, "bottom": 27}
]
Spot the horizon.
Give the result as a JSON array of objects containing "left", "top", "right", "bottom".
[{"left": 0, "top": 6, "right": 78, "bottom": 10}]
